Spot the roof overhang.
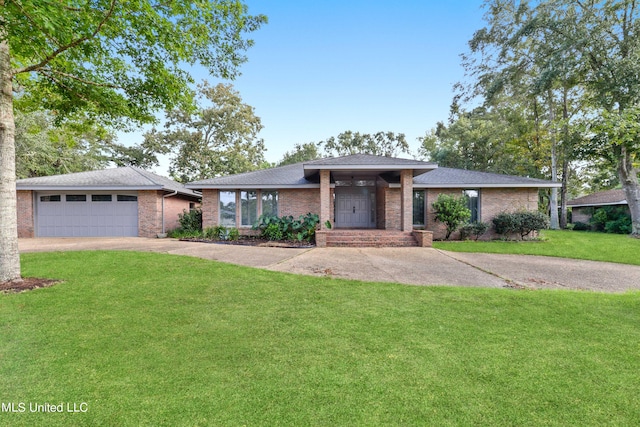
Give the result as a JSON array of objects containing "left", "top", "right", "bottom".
[
  {"left": 413, "top": 183, "right": 562, "bottom": 189},
  {"left": 186, "top": 184, "right": 321, "bottom": 190},
  {"left": 568, "top": 201, "right": 627, "bottom": 208},
  {"left": 17, "top": 185, "right": 164, "bottom": 191},
  {"left": 303, "top": 163, "right": 437, "bottom": 179}
]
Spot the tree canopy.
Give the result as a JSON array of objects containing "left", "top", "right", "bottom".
[{"left": 0, "top": 0, "right": 266, "bottom": 281}]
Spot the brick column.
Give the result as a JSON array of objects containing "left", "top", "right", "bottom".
[
  {"left": 201, "top": 189, "right": 219, "bottom": 229},
  {"left": 17, "top": 190, "right": 35, "bottom": 238},
  {"left": 400, "top": 169, "right": 413, "bottom": 232},
  {"left": 138, "top": 190, "right": 163, "bottom": 237},
  {"left": 320, "top": 170, "right": 331, "bottom": 230}
]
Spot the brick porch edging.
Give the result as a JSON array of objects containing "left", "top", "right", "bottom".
[{"left": 315, "top": 230, "right": 433, "bottom": 248}]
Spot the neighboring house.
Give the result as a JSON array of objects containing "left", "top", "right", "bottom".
[
  {"left": 16, "top": 167, "right": 200, "bottom": 238},
  {"left": 567, "top": 189, "right": 628, "bottom": 224},
  {"left": 186, "top": 154, "right": 560, "bottom": 246}
]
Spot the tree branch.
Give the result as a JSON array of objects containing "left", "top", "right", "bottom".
[
  {"left": 13, "top": 0, "right": 117, "bottom": 76},
  {"left": 41, "top": 68, "right": 121, "bottom": 89}
]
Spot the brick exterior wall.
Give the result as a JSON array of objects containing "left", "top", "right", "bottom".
[
  {"left": 201, "top": 189, "right": 219, "bottom": 229},
  {"left": 137, "top": 190, "right": 163, "bottom": 238},
  {"left": 17, "top": 190, "right": 34, "bottom": 238},
  {"left": 400, "top": 170, "right": 413, "bottom": 231},
  {"left": 383, "top": 188, "right": 402, "bottom": 230},
  {"left": 280, "top": 188, "right": 321, "bottom": 219},
  {"left": 425, "top": 187, "right": 540, "bottom": 240},
  {"left": 163, "top": 196, "right": 197, "bottom": 233}
]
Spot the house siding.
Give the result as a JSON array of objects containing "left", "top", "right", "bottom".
[
  {"left": 163, "top": 196, "right": 197, "bottom": 233},
  {"left": 280, "top": 188, "right": 322, "bottom": 219},
  {"left": 17, "top": 190, "right": 34, "bottom": 238}
]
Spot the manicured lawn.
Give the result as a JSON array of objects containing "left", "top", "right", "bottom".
[
  {"left": 434, "top": 230, "right": 640, "bottom": 265},
  {"left": 2, "top": 251, "right": 639, "bottom": 426}
]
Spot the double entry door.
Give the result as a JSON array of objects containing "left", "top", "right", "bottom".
[{"left": 335, "top": 188, "right": 374, "bottom": 228}]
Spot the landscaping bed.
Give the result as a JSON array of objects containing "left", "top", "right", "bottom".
[{"left": 179, "top": 236, "right": 314, "bottom": 248}]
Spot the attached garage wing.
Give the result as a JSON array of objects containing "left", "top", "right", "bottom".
[{"left": 35, "top": 192, "right": 138, "bottom": 237}]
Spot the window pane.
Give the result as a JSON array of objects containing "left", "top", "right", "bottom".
[
  {"left": 40, "top": 195, "right": 61, "bottom": 202},
  {"left": 241, "top": 191, "right": 258, "bottom": 226},
  {"left": 219, "top": 191, "right": 236, "bottom": 227},
  {"left": 117, "top": 195, "right": 137, "bottom": 202},
  {"left": 413, "top": 190, "right": 425, "bottom": 226},
  {"left": 261, "top": 191, "right": 278, "bottom": 217},
  {"left": 464, "top": 189, "right": 479, "bottom": 222},
  {"left": 92, "top": 194, "right": 112, "bottom": 202},
  {"left": 66, "top": 194, "right": 86, "bottom": 202}
]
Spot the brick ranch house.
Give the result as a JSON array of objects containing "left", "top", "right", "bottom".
[
  {"left": 16, "top": 166, "right": 200, "bottom": 238},
  {"left": 186, "top": 154, "right": 561, "bottom": 247}
]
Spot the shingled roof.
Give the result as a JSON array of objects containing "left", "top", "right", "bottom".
[
  {"left": 186, "top": 155, "right": 559, "bottom": 189},
  {"left": 413, "top": 167, "right": 560, "bottom": 188},
  {"left": 17, "top": 166, "right": 200, "bottom": 198},
  {"left": 567, "top": 189, "right": 627, "bottom": 207}
]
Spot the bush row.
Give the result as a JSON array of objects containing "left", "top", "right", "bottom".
[{"left": 253, "top": 213, "right": 320, "bottom": 243}]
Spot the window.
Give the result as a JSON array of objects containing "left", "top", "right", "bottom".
[
  {"left": 261, "top": 191, "right": 278, "bottom": 217},
  {"left": 241, "top": 191, "right": 258, "bottom": 227},
  {"left": 92, "top": 195, "right": 112, "bottom": 202},
  {"left": 464, "top": 189, "right": 479, "bottom": 222},
  {"left": 219, "top": 191, "right": 236, "bottom": 227},
  {"left": 66, "top": 194, "right": 86, "bottom": 202},
  {"left": 40, "top": 195, "right": 61, "bottom": 202},
  {"left": 117, "top": 195, "right": 137, "bottom": 202},
  {"left": 413, "top": 190, "right": 426, "bottom": 226}
]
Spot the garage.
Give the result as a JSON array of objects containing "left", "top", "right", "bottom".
[{"left": 36, "top": 192, "right": 138, "bottom": 237}]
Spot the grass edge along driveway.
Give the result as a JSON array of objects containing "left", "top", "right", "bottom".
[
  {"left": 434, "top": 229, "right": 640, "bottom": 266},
  {"left": 1, "top": 250, "right": 639, "bottom": 426}
]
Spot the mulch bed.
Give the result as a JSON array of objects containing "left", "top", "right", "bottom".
[
  {"left": 179, "top": 237, "right": 314, "bottom": 248},
  {"left": 0, "top": 278, "right": 61, "bottom": 294}
]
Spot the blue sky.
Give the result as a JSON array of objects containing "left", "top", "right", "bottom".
[{"left": 123, "top": 0, "right": 488, "bottom": 171}]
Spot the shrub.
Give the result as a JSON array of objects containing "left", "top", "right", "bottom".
[
  {"left": 432, "top": 194, "right": 471, "bottom": 240},
  {"left": 203, "top": 225, "right": 227, "bottom": 239},
  {"left": 253, "top": 213, "right": 320, "bottom": 242},
  {"left": 177, "top": 209, "right": 202, "bottom": 233},
  {"left": 493, "top": 211, "right": 549, "bottom": 240},
  {"left": 590, "top": 206, "right": 632, "bottom": 234},
  {"left": 228, "top": 227, "right": 240, "bottom": 241},
  {"left": 572, "top": 221, "right": 591, "bottom": 231},
  {"left": 459, "top": 222, "right": 490, "bottom": 240}
]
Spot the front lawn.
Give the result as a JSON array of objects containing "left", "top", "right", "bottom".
[
  {"left": 2, "top": 251, "right": 639, "bottom": 426},
  {"left": 434, "top": 229, "right": 640, "bottom": 265}
]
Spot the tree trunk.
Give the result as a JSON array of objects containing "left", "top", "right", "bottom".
[
  {"left": 547, "top": 90, "right": 559, "bottom": 229},
  {"left": 0, "top": 35, "right": 21, "bottom": 282},
  {"left": 618, "top": 146, "right": 640, "bottom": 236}
]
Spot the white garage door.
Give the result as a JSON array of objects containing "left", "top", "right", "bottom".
[{"left": 36, "top": 192, "right": 138, "bottom": 237}]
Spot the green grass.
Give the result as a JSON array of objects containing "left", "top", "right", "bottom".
[
  {"left": 2, "top": 251, "right": 640, "bottom": 426},
  {"left": 434, "top": 229, "right": 640, "bottom": 265}
]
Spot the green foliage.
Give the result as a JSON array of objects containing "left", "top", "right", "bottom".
[
  {"left": 493, "top": 211, "right": 550, "bottom": 240},
  {"left": 4, "top": 1, "right": 267, "bottom": 127},
  {"left": 177, "top": 209, "right": 202, "bottom": 234},
  {"left": 324, "top": 220, "right": 333, "bottom": 230},
  {"left": 572, "top": 221, "right": 591, "bottom": 231},
  {"left": 253, "top": 213, "right": 320, "bottom": 242},
  {"left": 7, "top": 251, "right": 640, "bottom": 425},
  {"left": 203, "top": 225, "right": 228, "bottom": 240},
  {"left": 459, "top": 222, "right": 490, "bottom": 241},
  {"left": 322, "top": 130, "right": 411, "bottom": 157},
  {"left": 590, "top": 206, "right": 632, "bottom": 235},
  {"left": 278, "top": 142, "right": 322, "bottom": 166},
  {"left": 144, "top": 82, "right": 266, "bottom": 183},
  {"left": 227, "top": 227, "right": 240, "bottom": 241},
  {"left": 432, "top": 194, "right": 472, "bottom": 240}
]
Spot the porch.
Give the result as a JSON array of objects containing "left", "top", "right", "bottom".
[{"left": 315, "top": 229, "right": 433, "bottom": 248}]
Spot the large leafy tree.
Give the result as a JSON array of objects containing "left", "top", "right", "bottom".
[
  {"left": 322, "top": 131, "right": 411, "bottom": 157},
  {"left": 0, "top": 0, "right": 266, "bottom": 281},
  {"left": 278, "top": 142, "right": 322, "bottom": 166},
  {"left": 464, "top": 0, "right": 640, "bottom": 235},
  {"left": 144, "top": 82, "right": 266, "bottom": 182}
]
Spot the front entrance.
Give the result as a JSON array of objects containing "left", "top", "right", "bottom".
[{"left": 335, "top": 187, "right": 375, "bottom": 228}]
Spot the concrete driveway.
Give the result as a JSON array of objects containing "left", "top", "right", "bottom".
[{"left": 18, "top": 237, "right": 640, "bottom": 293}]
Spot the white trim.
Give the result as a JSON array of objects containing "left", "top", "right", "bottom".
[
  {"left": 413, "top": 183, "right": 561, "bottom": 189},
  {"left": 186, "top": 184, "right": 321, "bottom": 190},
  {"left": 304, "top": 164, "right": 437, "bottom": 170},
  {"left": 568, "top": 201, "right": 627, "bottom": 208},
  {"left": 18, "top": 185, "right": 162, "bottom": 191}
]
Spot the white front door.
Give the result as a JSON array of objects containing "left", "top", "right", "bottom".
[{"left": 335, "top": 189, "right": 373, "bottom": 228}]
